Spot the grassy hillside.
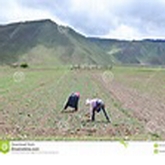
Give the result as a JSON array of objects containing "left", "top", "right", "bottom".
[
  {"left": 0, "top": 19, "right": 112, "bottom": 66},
  {"left": 1, "top": 19, "right": 165, "bottom": 66},
  {"left": 89, "top": 38, "right": 165, "bottom": 65}
]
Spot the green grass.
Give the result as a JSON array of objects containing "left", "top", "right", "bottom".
[
  {"left": 111, "top": 66, "right": 165, "bottom": 95},
  {"left": 0, "top": 65, "right": 164, "bottom": 141}
]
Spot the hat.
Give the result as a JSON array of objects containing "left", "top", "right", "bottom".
[
  {"left": 75, "top": 92, "right": 80, "bottom": 97},
  {"left": 85, "top": 99, "right": 90, "bottom": 105}
]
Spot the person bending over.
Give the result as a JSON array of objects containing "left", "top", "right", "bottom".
[
  {"left": 86, "top": 98, "right": 110, "bottom": 122},
  {"left": 63, "top": 92, "right": 80, "bottom": 112}
]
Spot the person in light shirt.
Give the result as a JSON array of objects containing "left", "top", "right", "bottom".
[{"left": 85, "top": 98, "right": 110, "bottom": 122}]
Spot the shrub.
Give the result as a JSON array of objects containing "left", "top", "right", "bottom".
[{"left": 20, "top": 63, "right": 29, "bottom": 68}]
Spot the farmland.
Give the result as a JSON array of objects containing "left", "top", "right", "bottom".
[{"left": 0, "top": 65, "right": 165, "bottom": 140}]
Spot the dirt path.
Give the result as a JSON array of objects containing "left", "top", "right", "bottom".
[{"left": 93, "top": 72, "right": 165, "bottom": 138}]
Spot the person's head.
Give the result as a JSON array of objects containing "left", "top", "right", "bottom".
[
  {"left": 75, "top": 92, "right": 80, "bottom": 97},
  {"left": 85, "top": 99, "right": 91, "bottom": 105}
]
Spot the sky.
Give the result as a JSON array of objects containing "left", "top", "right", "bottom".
[{"left": 0, "top": 0, "right": 165, "bottom": 40}]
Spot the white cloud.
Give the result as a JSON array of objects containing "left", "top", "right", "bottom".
[
  {"left": 1, "top": 0, "right": 165, "bottom": 40},
  {"left": 103, "top": 25, "right": 141, "bottom": 40},
  {"left": 0, "top": 1, "right": 65, "bottom": 25}
]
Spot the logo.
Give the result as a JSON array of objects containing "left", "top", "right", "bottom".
[
  {"left": 0, "top": 140, "right": 10, "bottom": 154},
  {"left": 13, "top": 71, "right": 25, "bottom": 83},
  {"left": 119, "top": 139, "right": 129, "bottom": 148},
  {"left": 102, "top": 71, "right": 114, "bottom": 84}
]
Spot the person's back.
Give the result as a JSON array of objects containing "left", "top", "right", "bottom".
[
  {"left": 68, "top": 93, "right": 79, "bottom": 108},
  {"left": 86, "top": 98, "right": 110, "bottom": 122},
  {"left": 63, "top": 92, "right": 80, "bottom": 111},
  {"left": 86, "top": 98, "right": 103, "bottom": 110}
]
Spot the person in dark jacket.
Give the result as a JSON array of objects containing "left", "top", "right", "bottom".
[
  {"left": 63, "top": 92, "right": 80, "bottom": 112},
  {"left": 86, "top": 98, "right": 110, "bottom": 122}
]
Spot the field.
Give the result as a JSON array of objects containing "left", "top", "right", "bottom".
[{"left": 0, "top": 65, "right": 165, "bottom": 141}]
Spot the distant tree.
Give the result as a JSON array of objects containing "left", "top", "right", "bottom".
[{"left": 20, "top": 63, "right": 29, "bottom": 68}]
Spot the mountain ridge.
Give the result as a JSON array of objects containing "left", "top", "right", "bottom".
[
  {"left": 0, "top": 19, "right": 112, "bottom": 66},
  {"left": 89, "top": 37, "right": 165, "bottom": 65},
  {"left": 0, "top": 19, "right": 165, "bottom": 66}
]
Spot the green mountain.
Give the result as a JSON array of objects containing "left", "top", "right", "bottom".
[
  {"left": 89, "top": 38, "right": 165, "bottom": 65},
  {"left": 0, "top": 19, "right": 112, "bottom": 66},
  {"left": 0, "top": 19, "right": 165, "bottom": 66}
]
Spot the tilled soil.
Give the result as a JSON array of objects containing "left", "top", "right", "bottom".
[
  {"left": 1, "top": 69, "right": 164, "bottom": 140},
  {"left": 93, "top": 71, "right": 165, "bottom": 139}
]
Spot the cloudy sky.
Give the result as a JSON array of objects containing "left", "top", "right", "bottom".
[{"left": 1, "top": 0, "right": 165, "bottom": 40}]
